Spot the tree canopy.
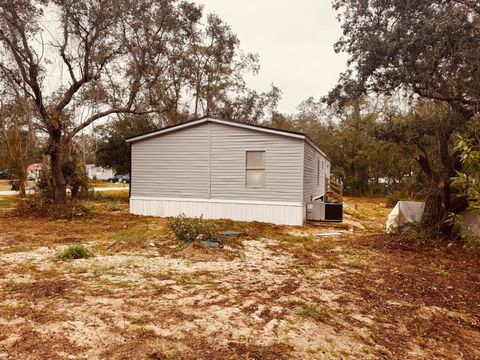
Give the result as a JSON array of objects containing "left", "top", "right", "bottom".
[
  {"left": 328, "top": 0, "right": 480, "bottom": 231},
  {"left": 0, "top": 0, "right": 278, "bottom": 203},
  {"left": 329, "top": 0, "right": 480, "bottom": 118},
  {"left": 95, "top": 115, "right": 158, "bottom": 174}
]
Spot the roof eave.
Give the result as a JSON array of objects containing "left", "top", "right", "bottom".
[{"left": 126, "top": 117, "right": 306, "bottom": 143}]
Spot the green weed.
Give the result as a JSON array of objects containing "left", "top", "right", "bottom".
[
  {"left": 56, "top": 244, "right": 94, "bottom": 260},
  {"left": 297, "top": 302, "right": 331, "bottom": 322}
]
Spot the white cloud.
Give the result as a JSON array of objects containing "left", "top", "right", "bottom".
[{"left": 196, "top": 0, "right": 349, "bottom": 113}]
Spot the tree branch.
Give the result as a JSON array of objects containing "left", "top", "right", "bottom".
[
  {"left": 0, "top": 11, "right": 49, "bottom": 123},
  {"left": 64, "top": 107, "right": 163, "bottom": 144}
]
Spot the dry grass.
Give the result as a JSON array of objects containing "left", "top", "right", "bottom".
[
  {"left": 89, "top": 181, "right": 128, "bottom": 188},
  {"left": 0, "top": 196, "right": 16, "bottom": 209},
  {"left": 0, "top": 193, "right": 479, "bottom": 359},
  {"left": 0, "top": 180, "right": 36, "bottom": 191},
  {"left": 0, "top": 180, "right": 11, "bottom": 191}
]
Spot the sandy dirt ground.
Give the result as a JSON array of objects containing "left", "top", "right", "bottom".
[{"left": 0, "top": 195, "right": 479, "bottom": 359}]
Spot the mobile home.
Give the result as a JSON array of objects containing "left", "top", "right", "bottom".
[{"left": 127, "top": 117, "right": 332, "bottom": 225}]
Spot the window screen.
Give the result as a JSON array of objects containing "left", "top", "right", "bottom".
[{"left": 246, "top": 151, "right": 265, "bottom": 187}]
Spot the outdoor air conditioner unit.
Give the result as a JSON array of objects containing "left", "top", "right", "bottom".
[{"left": 306, "top": 201, "right": 343, "bottom": 222}]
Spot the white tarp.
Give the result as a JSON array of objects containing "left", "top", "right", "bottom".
[
  {"left": 460, "top": 209, "right": 480, "bottom": 237},
  {"left": 386, "top": 201, "right": 425, "bottom": 233}
]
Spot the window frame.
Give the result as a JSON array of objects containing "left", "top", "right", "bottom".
[
  {"left": 245, "top": 150, "right": 266, "bottom": 188},
  {"left": 317, "top": 159, "right": 320, "bottom": 186}
]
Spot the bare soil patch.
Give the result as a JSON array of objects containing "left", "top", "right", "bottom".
[{"left": 0, "top": 196, "right": 479, "bottom": 359}]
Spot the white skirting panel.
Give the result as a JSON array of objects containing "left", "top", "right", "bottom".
[{"left": 130, "top": 196, "right": 304, "bottom": 226}]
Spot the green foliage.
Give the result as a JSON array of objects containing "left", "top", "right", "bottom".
[
  {"left": 386, "top": 188, "right": 420, "bottom": 208},
  {"left": 297, "top": 303, "right": 331, "bottom": 322},
  {"left": 35, "top": 150, "right": 90, "bottom": 201},
  {"left": 169, "top": 213, "right": 219, "bottom": 243},
  {"left": 452, "top": 138, "right": 480, "bottom": 209},
  {"left": 62, "top": 148, "right": 89, "bottom": 199},
  {"left": 328, "top": 0, "right": 479, "bottom": 215},
  {"left": 269, "top": 98, "right": 417, "bottom": 196},
  {"left": 96, "top": 116, "right": 158, "bottom": 174},
  {"left": 56, "top": 245, "right": 94, "bottom": 260},
  {"left": 330, "top": 0, "right": 479, "bottom": 115},
  {"left": 386, "top": 192, "right": 404, "bottom": 208},
  {"left": 449, "top": 137, "right": 480, "bottom": 245},
  {"left": 87, "top": 188, "right": 104, "bottom": 200},
  {"left": 446, "top": 213, "right": 480, "bottom": 247},
  {"left": 36, "top": 162, "right": 54, "bottom": 200},
  {"left": 399, "top": 221, "right": 445, "bottom": 244}
]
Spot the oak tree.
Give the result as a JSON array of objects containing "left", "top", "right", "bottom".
[
  {"left": 329, "top": 0, "right": 480, "bottom": 224},
  {"left": 0, "top": 0, "right": 203, "bottom": 203}
]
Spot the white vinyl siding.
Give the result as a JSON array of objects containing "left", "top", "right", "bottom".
[
  {"left": 130, "top": 197, "right": 304, "bottom": 225},
  {"left": 303, "top": 141, "right": 330, "bottom": 203},
  {"left": 131, "top": 122, "right": 304, "bottom": 203},
  {"left": 210, "top": 122, "right": 303, "bottom": 203},
  {"left": 129, "top": 118, "right": 330, "bottom": 225},
  {"left": 131, "top": 124, "right": 209, "bottom": 198}
]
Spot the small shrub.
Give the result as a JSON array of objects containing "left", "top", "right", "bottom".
[
  {"left": 430, "top": 261, "right": 450, "bottom": 276},
  {"left": 399, "top": 221, "right": 444, "bottom": 244},
  {"left": 169, "top": 213, "right": 219, "bottom": 243},
  {"left": 55, "top": 202, "right": 93, "bottom": 219},
  {"left": 297, "top": 303, "right": 331, "bottom": 322},
  {"left": 345, "top": 256, "right": 363, "bottom": 268},
  {"left": 446, "top": 212, "right": 480, "bottom": 247},
  {"left": 15, "top": 195, "right": 93, "bottom": 220},
  {"left": 0, "top": 197, "right": 16, "bottom": 208},
  {"left": 105, "top": 200, "right": 120, "bottom": 212},
  {"left": 86, "top": 189, "right": 129, "bottom": 203},
  {"left": 200, "top": 220, "right": 218, "bottom": 240},
  {"left": 35, "top": 172, "right": 54, "bottom": 200},
  {"left": 86, "top": 188, "right": 106, "bottom": 201},
  {"left": 56, "top": 245, "right": 94, "bottom": 260},
  {"left": 386, "top": 191, "right": 405, "bottom": 208}
]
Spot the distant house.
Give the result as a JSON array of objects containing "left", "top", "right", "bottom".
[
  {"left": 86, "top": 164, "right": 114, "bottom": 181},
  {"left": 126, "top": 117, "right": 331, "bottom": 225},
  {"left": 27, "top": 163, "right": 42, "bottom": 180}
]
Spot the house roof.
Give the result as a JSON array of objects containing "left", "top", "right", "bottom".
[
  {"left": 126, "top": 116, "right": 328, "bottom": 158},
  {"left": 27, "top": 163, "right": 42, "bottom": 172}
]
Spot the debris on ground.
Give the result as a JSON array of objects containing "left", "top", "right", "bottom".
[{"left": 0, "top": 195, "right": 479, "bottom": 359}]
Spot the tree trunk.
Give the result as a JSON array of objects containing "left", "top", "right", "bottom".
[
  {"left": 16, "top": 165, "right": 27, "bottom": 197},
  {"left": 71, "top": 183, "right": 79, "bottom": 199},
  {"left": 19, "top": 175, "right": 26, "bottom": 197},
  {"left": 194, "top": 75, "right": 201, "bottom": 118},
  {"left": 423, "top": 188, "right": 444, "bottom": 224},
  {"left": 420, "top": 167, "right": 468, "bottom": 236},
  {"left": 49, "top": 130, "right": 68, "bottom": 204}
]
